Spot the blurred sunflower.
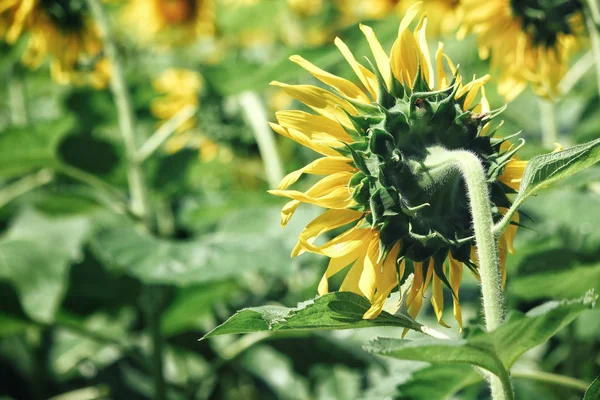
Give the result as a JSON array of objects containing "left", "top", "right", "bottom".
[
  {"left": 0, "top": 0, "right": 109, "bottom": 87},
  {"left": 458, "top": 0, "right": 582, "bottom": 100},
  {"left": 151, "top": 68, "right": 231, "bottom": 163},
  {"left": 269, "top": 5, "right": 524, "bottom": 329},
  {"left": 401, "top": 0, "right": 460, "bottom": 36},
  {"left": 123, "top": 0, "right": 215, "bottom": 44}
]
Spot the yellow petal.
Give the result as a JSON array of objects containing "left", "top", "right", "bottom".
[
  {"left": 280, "top": 200, "right": 301, "bottom": 227},
  {"left": 358, "top": 235, "right": 380, "bottom": 302},
  {"left": 499, "top": 160, "right": 528, "bottom": 190},
  {"left": 290, "top": 55, "right": 370, "bottom": 102},
  {"left": 276, "top": 110, "right": 352, "bottom": 142},
  {"left": 270, "top": 82, "right": 356, "bottom": 128},
  {"left": 359, "top": 24, "right": 391, "bottom": 89},
  {"left": 414, "top": 15, "right": 434, "bottom": 88},
  {"left": 300, "top": 224, "right": 371, "bottom": 258},
  {"left": 292, "top": 208, "right": 363, "bottom": 256},
  {"left": 449, "top": 256, "right": 463, "bottom": 331},
  {"left": 431, "top": 273, "right": 451, "bottom": 328},
  {"left": 363, "top": 242, "right": 401, "bottom": 319},
  {"left": 334, "top": 37, "right": 377, "bottom": 99},
  {"left": 269, "top": 122, "right": 340, "bottom": 156},
  {"left": 278, "top": 156, "right": 354, "bottom": 190},
  {"left": 318, "top": 243, "right": 366, "bottom": 295}
]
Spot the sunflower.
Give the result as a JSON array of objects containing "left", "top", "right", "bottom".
[
  {"left": 0, "top": 0, "right": 109, "bottom": 88},
  {"left": 458, "top": 0, "right": 582, "bottom": 100},
  {"left": 123, "top": 0, "right": 214, "bottom": 44},
  {"left": 268, "top": 5, "right": 526, "bottom": 329},
  {"left": 400, "top": 0, "right": 460, "bottom": 36},
  {"left": 151, "top": 68, "right": 227, "bottom": 162}
]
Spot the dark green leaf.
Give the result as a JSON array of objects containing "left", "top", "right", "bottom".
[
  {"left": 514, "top": 138, "right": 600, "bottom": 207},
  {"left": 0, "top": 210, "right": 89, "bottom": 322},
  {"left": 92, "top": 206, "right": 311, "bottom": 286},
  {"left": 0, "top": 117, "right": 74, "bottom": 178},
  {"left": 511, "top": 263, "right": 600, "bottom": 301},
  {"left": 202, "top": 292, "right": 423, "bottom": 339},
  {"left": 365, "top": 291, "right": 597, "bottom": 395},
  {"left": 364, "top": 338, "right": 506, "bottom": 379},
  {"left": 585, "top": 376, "right": 600, "bottom": 400}
]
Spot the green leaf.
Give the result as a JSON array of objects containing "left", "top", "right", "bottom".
[
  {"left": 585, "top": 376, "right": 600, "bottom": 400},
  {"left": 92, "top": 206, "right": 312, "bottom": 286},
  {"left": 161, "top": 281, "right": 239, "bottom": 336},
  {"left": 364, "top": 338, "right": 507, "bottom": 381},
  {"left": 513, "top": 138, "right": 600, "bottom": 208},
  {"left": 364, "top": 291, "right": 597, "bottom": 397},
  {"left": 394, "top": 364, "right": 480, "bottom": 400},
  {"left": 511, "top": 263, "right": 600, "bottom": 301},
  {"left": 239, "top": 345, "right": 311, "bottom": 400},
  {"left": 0, "top": 210, "right": 89, "bottom": 323},
  {"left": 202, "top": 292, "right": 424, "bottom": 339},
  {"left": 0, "top": 117, "right": 74, "bottom": 178}
]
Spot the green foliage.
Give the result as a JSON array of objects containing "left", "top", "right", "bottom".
[
  {"left": 365, "top": 291, "right": 596, "bottom": 397},
  {"left": 0, "top": 118, "right": 74, "bottom": 178},
  {"left": 1, "top": 1, "right": 599, "bottom": 399},
  {"left": 585, "top": 376, "right": 600, "bottom": 400},
  {"left": 0, "top": 210, "right": 89, "bottom": 322},
  {"left": 203, "top": 292, "right": 423, "bottom": 338}
]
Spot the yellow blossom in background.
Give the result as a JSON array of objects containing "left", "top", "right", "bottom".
[
  {"left": 123, "top": 0, "right": 215, "bottom": 44},
  {"left": 151, "top": 68, "right": 228, "bottom": 162},
  {"left": 401, "top": 0, "right": 460, "bottom": 36},
  {"left": 334, "top": 0, "right": 399, "bottom": 26},
  {"left": 0, "top": 0, "right": 110, "bottom": 88},
  {"left": 268, "top": 5, "right": 526, "bottom": 328},
  {"left": 458, "top": 0, "right": 582, "bottom": 100}
]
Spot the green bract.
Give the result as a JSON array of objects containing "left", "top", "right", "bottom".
[{"left": 338, "top": 70, "right": 521, "bottom": 267}]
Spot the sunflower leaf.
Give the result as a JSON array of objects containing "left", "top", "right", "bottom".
[
  {"left": 584, "top": 376, "right": 600, "bottom": 400},
  {"left": 201, "top": 292, "right": 424, "bottom": 339},
  {"left": 0, "top": 117, "right": 74, "bottom": 179},
  {"left": 364, "top": 290, "right": 597, "bottom": 395},
  {"left": 515, "top": 138, "right": 600, "bottom": 203}
]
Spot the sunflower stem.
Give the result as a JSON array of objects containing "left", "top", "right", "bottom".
[
  {"left": 86, "top": 2, "right": 165, "bottom": 400},
  {"left": 0, "top": 169, "right": 53, "bottom": 209},
  {"left": 8, "top": 67, "right": 29, "bottom": 126},
  {"left": 425, "top": 147, "right": 513, "bottom": 400},
  {"left": 538, "top": 99, "right": 559, "bottom": 149},
  {"left": 238, "top": 91, "right": 284, "bottom": 188},
  {"left": 86, "top": 0, "right": 151, "bottom": 227},
  {"left": 585, "top": 0, "right": 600, "bottom": 99}
]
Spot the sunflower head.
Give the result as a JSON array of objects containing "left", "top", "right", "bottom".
[
  {"left": 459, "top": 0, "right": 582, "bottom": 100},
  {"left": 269, "top": 5, "right": 525, "bottom": 328},
  {"left": 0, "top": 0, "right": 108, "bottom": 87},
  {"left": 123, "top": 0, "right": 214, "bottom": 44}
]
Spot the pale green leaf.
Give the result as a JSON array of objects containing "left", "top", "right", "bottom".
[
  {"left": 365, "top": 291, "right": 597, "bottom": 397},
  {"left": 514, "top": 138, "right": 600, "bottom": 207},
  {"left": 0, "top": 118, "right": 74, "bottom": 178},
  {"left": 92, "top": 206, "right": 314, "bottom": 286},
  {"left": 202, "top": 292, "right": 423, "bottom": 339},
  {"left": 0, "top": 210, "right": 89, "bottom": 323},
  {"left": 511, "top": 263, "right": 600, "bottom": 301}
]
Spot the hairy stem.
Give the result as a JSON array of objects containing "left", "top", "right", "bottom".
[
  {"left": 238, "top": 91, "right": 284, "bottom": 188},
  {"left": 86, "top": 0, "right": 151, "bottom": 226},
  {"left": 425, "top": 147, "right": 513, "bottom": 400}
]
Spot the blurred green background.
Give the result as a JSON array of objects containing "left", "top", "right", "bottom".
[{"left": 1, "top": 1, "right": 599, "bottom": 399}]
